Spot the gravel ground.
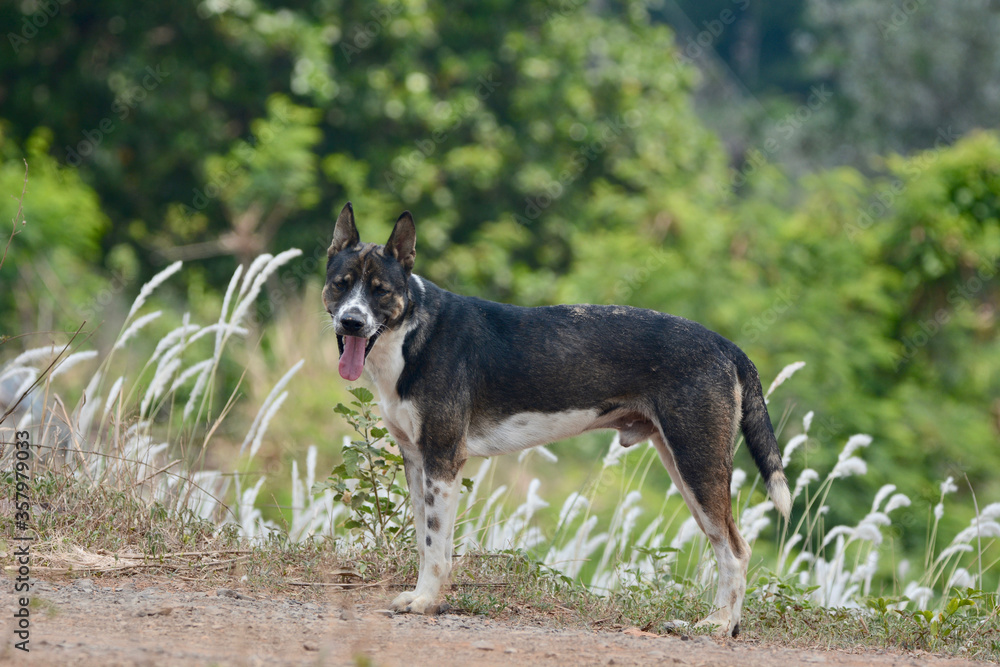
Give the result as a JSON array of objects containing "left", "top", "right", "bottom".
[{"left": 1, "top": 575, "right": 990, "bottom": 666}]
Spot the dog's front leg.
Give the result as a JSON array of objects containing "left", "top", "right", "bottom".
[
  {"left": 390, "top": 450, "right": 427, "bottom": 612},
  {"left": 390, "top": 452, "right": 465, "bottom": 614}
]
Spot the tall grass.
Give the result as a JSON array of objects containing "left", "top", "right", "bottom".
[{"left": 1, "top": 257, "right": 997, "bottom": 625}]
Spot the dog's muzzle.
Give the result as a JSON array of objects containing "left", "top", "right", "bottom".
[{"left": 334, "top": 315, "right": 382, "bottom": 381}]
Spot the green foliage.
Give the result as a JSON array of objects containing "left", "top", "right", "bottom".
[
  {"left": 863, "top": 588, "right": 999, "bottom": 652},
  {"left": 318, "top": 387, "right": 412, "bottom": 547},
  {"left": 166, "top": 95, "right": 324, "bottom": 266},
  {"left": 0, "top": 128, "right": 117, "bottom": 334}
]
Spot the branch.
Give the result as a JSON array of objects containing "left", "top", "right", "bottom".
[
  {"left": 0, "top": 321, "right": 86, "bottom": 426},
  {"left": 1, "top": 159, "right": 28, "bottom": 272}
]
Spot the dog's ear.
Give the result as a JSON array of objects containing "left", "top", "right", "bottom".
[
  {"left": 385, "top": 211, "right": 416, "bottom": 273},
  {"left": 328, "top": 202, "right": 360, "bottom": 256}
]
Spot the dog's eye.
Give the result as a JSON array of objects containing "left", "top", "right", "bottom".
[
  {"left": 332, "top": 278, "right": 349, "bottom": 291},
  {"left": 372, "top": 286, "right": 389, "bottom": 297}
]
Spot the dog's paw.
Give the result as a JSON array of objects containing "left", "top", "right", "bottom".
[
  {"left": 695, "top": 611, "right": 736, "bottom": 637},
  {"left": 401, "top": 593, "right": 439, "bottom": 614},
  {"left": 389, "top": 591, "right": 417, "bottom": 611}
]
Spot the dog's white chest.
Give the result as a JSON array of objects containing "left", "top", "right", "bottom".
[
  {"left": 364, "top": 324, "right": 421, "bottom": 448},
  {"left": 466, "top": 409, "right": 599, "bottom": 457}
]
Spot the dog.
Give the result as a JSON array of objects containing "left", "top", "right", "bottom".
[{"left": 323, "top": 202, "right": 791, "bottom": 637}]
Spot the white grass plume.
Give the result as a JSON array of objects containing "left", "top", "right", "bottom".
[
  {"left": 793, "top": 468, "right": 819, "bottom": 500},
  {"left": 782, "top": 433, "right": 808, "bottom": 467},
  {"left": 239, "top": 359, "right": 304, "bottom": 456},
  {"left": 49, "top": 351, "right": 98, "bottom": 379},
  {"left": 215, "top": 264, "right": 244, "bottom": 354},
  {"left": 764, "top": 360, "right": 806, "bottom": 400},
  {"left": 228, "top": 249, "right": 303, "bottom": 336},
  {"left": 5, "top": 344, "right": 58, "bottom": 369},
  {"left": 838, "top": 434, "right": 873, "bottom": 461},
  {"left": 101, "top": 375, "right": 125, "bottom": 423},
  {"left": 248, "top": 390, "right": 288, "bottom": 459},
  {"left": 170, "top": 359, "right": 213, "bottom": 394},
  {"left": 114, "top": 311, "right": 163, "bottom": 350},
  {"left": 183, "top": 362, "right": 212, "bottom": 421},
  {"left": 125, "top": 261, "right": 182, "bottom": 323}
]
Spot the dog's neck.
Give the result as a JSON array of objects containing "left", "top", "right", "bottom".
[{"left": 363, "top": 273, "right": 431, "bottom": 394}]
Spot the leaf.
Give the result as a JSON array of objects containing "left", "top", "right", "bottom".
[
  {"left": 371, "top": 426, "right": 388, "bottom": 439},
  {"left": 349, "top": 386, "right": 374, "bottom": 403},
  {"left": 334, "top": 403, "right": 355, "bottom": 416},
  {"left": 342, "top": 448, "right": 360, "bottom": 474}
]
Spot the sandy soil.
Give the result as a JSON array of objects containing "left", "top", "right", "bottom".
[{"left": 1, "top": 576, "right": 990, "bottom": 667}]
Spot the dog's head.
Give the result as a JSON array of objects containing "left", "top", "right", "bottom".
[{"left": 323, "top": 202, "right": 416, "bottom": 381}]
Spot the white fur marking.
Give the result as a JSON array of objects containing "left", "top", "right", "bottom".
[
  {"left": 365, "top": 318, "right": 422, "bottom": 447},
  {"left": 390, "top": 473, "right": 462, "bottom": 614},
  {"left": 466, "top": 409, "right": 600, "bottom": 457},
  {"left": 412, "top": 274, "right": 426, "bottom": 296},
  {"left": 334, "top": 283, "right": 375, "bottom": 331}
]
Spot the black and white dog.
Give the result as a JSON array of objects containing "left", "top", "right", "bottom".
[{"left": 323, "top": 203, "right": 790, "bottom": 636}]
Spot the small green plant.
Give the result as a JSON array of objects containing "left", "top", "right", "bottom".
[
  {"left": 909, "top": 588, "right": 982, "bottom": 648},
  {"left": 318, "top": 386, "right": 412, "bottom": 547}
]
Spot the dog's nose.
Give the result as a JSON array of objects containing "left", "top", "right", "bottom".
[{"left": 340, "top": 315, "right": 365, "bottom": 334}]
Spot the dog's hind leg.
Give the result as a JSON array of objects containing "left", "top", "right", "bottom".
[{"left": 651, "top": 408, "right": 750, "bottom": 637}]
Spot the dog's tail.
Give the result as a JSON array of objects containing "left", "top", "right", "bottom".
[{"left": 724, "top": 342, "right": 791, "bottom": 520}]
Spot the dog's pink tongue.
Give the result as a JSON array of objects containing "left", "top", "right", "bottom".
[{"left": 339, "top": 335, "right": 368, "bottom": 381}]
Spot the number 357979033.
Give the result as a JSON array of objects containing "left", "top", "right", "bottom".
[{"left": 14, "top": 430, "right": 31, "bottom": 521}]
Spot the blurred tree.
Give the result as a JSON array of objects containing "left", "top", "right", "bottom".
[
  {"left": 0, "top": 127, "right": 113, "bottom": 333},
  {"left": 657, "top": 0, "right": 811, "bottom": 95},
  {"left": 2, "top": 0, "right": 999, "bottom": 539},
  {"left": 160, "top": 95, "right": 322, "bottom": 267},
  {"left": 804, "top": 0, "right": 1000, "bottom": 158},
  {"left": 0, "top": 0, "right": 307, "bottom": 285},
  {"left": 0, "top": 0, "right": 724, "bottom": 303}
]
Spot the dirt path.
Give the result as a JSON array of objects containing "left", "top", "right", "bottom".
[{"left": 2, "top": 576, "right": 989, "bottom": 666}]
